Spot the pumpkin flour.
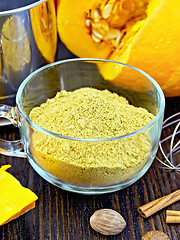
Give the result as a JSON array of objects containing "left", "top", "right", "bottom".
[{"left": 30, "top": 88, "right": 155, "bottom": 186}]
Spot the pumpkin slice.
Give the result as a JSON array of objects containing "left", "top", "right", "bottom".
[
  {"left": 57, "top": 0, "right": 113, "bottom": 59},
  {"left": 30, "top": 0, "right": 57, "bottom": 63},
  {"left": 57, "top": 0, "right": 180, "bottom": 97},
  {"left": 0, "top": 165, "right": 38, "bottom": 226}
]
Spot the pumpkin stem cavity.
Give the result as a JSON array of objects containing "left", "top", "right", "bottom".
[{"left": 85, "top": 0, "right": 149, "bottom": 50}]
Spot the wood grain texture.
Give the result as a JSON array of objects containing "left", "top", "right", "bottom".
[{"left": 0, "top": 97, "right": 179, "bottom": 240}]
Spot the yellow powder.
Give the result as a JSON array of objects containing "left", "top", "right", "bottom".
[{"left": 29, "top": 88, "right": 155, "bottom": 186}]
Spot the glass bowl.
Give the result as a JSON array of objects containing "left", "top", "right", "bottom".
[{"left": 0, "top": 58, "right": 165, "bottom": 194}]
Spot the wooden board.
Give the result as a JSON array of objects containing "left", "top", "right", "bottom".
[{"left": 0, "top": 97, "right": 179, "bottom": 240}]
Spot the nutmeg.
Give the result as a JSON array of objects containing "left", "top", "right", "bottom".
[
  {"left": 90, "top": 209, "right": 126, "bottom": 236},
  {"left": 142, "top": 230, "right": 170, "bottom": 240}
]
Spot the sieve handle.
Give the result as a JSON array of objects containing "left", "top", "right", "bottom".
[{"left": 0, "top": 104, "right": 26, "bottom": 158}]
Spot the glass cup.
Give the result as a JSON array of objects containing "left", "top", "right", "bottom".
[{"left": 0, "top": 59, "right": 165, "bottom": 194}]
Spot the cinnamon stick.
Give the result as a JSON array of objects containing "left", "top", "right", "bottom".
[
  {"left": 138, "top": 189, "right": 180, "bottom": 218},
  {"left": 166, "top": 210, "right": 180, "bottom": 223}
]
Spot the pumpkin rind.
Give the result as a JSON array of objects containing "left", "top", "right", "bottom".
[{"left": 57, "top": 0, "right": 180, "bottom": 97}]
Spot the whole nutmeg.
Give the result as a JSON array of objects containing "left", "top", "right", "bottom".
[
  {"left": 142, "top": 230, "right": 170, "bottom": 240},
  {"left": 90, "top": 209, "right": 126, "bottom": 236}
]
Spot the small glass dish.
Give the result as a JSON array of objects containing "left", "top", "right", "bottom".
[{"left": 0, "top": 59, "right": 165, "bottom": 194}]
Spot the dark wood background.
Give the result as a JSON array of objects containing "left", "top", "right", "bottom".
[{"left": 0, "top": 96, "right": 179, "bottom": 240}]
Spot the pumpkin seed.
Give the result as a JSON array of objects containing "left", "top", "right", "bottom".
[
  {"left": 118, "top": 42, "right": 124, "bottom": 50},
  {"left": 113, "top": 31, "right": 124, "bottom": 47},
  {"left": 92, "top": 28, "right": 104, "bottom": 39},
  {"left": 93, "top": 9, "right": 101, "bottom": 21},
  {"left": 91, "top": 33, "right": 101, "bottom": 43},
  {"left": 104, "top": 29, "right": 121, "bottom": 40},
  {"left": 102, "top": 3, "right": 113, "bottom": 19},
  {"left": 100, "top": 21, "right": 109, "bottom": 32},
  {"left": 92, "top": 22, "right": 102, "bottom": 29},
  {"left": 85, "top": 19, "right": 91, "bottom": 27}
]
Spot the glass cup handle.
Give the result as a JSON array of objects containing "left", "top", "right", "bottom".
[{"left": 0, "top": 104, "right": 26, "bottom": 158}]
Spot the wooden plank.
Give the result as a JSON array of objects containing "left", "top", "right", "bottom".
[{"left": 0, "top": 97, "right": 179, "bottom": 240}]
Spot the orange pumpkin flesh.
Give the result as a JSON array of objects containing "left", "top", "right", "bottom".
[
  {"left": 57, "top": 0, "right": 180, "bottom": 97},
  {"left": 0, "top": 165, "right": 38, "bottom": 225},
  {"left": 57, "top": 0, "right": 113, "bottom": 59},
  {"left": 30, "top": 0, "right": 57, "bottom": 63}
]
